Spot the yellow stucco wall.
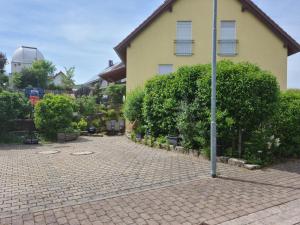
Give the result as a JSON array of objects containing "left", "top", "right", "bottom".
[{"left": 126, "top": 0, "right": 288, "bottom": 92}]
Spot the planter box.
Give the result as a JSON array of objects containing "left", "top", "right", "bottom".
[
  {"left": 57, "top": 132, "right": 80, "bottom": 142},
  {"left": 167, "top": 136, "right": 180, "bottom": 146}
]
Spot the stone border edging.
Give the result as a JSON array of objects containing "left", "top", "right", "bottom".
[{"left": 126, "top": 132, "right": 261, "bottom": 170}]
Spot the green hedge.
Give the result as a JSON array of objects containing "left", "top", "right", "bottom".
[
  {"left": 196, "top": 61, "right": 279, "bottom": 155},
  {"left": 125, "top": 60, "right": 300, "bottom": 165},
  {"left": 272, "top": 90, "right": 300, "bottom": 158},
  {"left": 0, "top": 91, "right": 31, "bottom": 138},
  {"left": 143, "top": 64, "right": 209, "bottom": 137},
  {"left": 124, "top": 87, "right": 144, "bottom": 124}
]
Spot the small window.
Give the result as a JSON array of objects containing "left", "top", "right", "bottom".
[
  {"left": 158, "top": 64, "right": 173, "bottom": 75},
  {"left": 176, "top": 21, "right": 193, "bottom": 56},
  {"left": 219, "top": 21, "right": 237, "bottom": 56}
]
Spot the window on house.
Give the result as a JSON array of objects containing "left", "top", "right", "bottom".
[
  {"left": 158, "top": 64, "right": 173, "bottom": 75},
  {"left": 175, "top": 21, "right": 193, "bottom": 56},
  {"left": 219, "top": 21, "right": 237, "bottom": 56}
]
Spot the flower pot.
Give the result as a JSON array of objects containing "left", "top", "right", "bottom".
[
  {"left": 23, "top": 138, "right": 39, "bottom": 145},
  {"left": 167, "top": 135, "right": 180, "bottom": 147}
]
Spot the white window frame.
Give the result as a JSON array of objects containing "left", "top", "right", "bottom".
[
  {"left": 175, "top": 21, "right": 193, "bottom": 56},
  {"left": 158, "top": 64, "right": 173, "bottom": 75},
  {"left": 219, "top": 20, "right": 237, "bottom": 56}
]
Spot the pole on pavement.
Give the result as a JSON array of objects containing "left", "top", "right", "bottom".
[{"left": 211, "top": 0, "right": 218, "bottom": 178}]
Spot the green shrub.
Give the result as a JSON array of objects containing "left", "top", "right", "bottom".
[
  {"left": 202, "top": 147, "right": 211, "bottom": 160},
  {"left": 0, "top": 91, "right": 31, "bottom": 139},
  {"left": 244, "top": 128, "right": 280, "bottom": 165},
  {"left": 77, "top": 118, "right": 88, "bottom": 131},
  {"left": 75, "top": 96, "right": 97, "bottom": 117},
  {"left": 271, "top": 90, "right": 300, "bottom": 158},
  {"left": 196, "top": 61, "right": 279, "bottom": 156},
  {"left": 104, "top": 84, "right": 126, "bottom": 106},
  {"left": 143, "top": 64, "right": 208, "bottom": 137},
  {"left": 107, "top": 109, "right": 118, "bottom": 120},
  {"left": 34, "top": 94, "right": 75, "bottom": 140},
  {"left": 124, "top": 87, "right": 144, "bottom": 123},
  {"left": 177, "top": 102, "right": 205, "bottom": 150}
]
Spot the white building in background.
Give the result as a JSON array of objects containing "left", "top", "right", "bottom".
[
  {"left": 11, "top": 46, "right": 44, "bottom": 73},
  {"left": 50, "top": 71, "right": 66, "bottom": 87}
]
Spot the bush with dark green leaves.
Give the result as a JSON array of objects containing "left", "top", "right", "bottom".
[
  {"left": 0, "top": 91, "right": 31, "bottom": 139},
  {"left": 196, "top": 61, "right": 279, "bottom": 156},
  {"left": 143, "top": 64, "right": 208, "bottom": 137},
  {"left": 34, "top": 94, "right": 76, "bottom": 140},
  {"left": 75, "top": 96, "right": 97, "bottom": 117},
  {"left": 124, "top": 87, "right": 145, "bottom": 124},
  {"left": 271, "top": 90, "right": 300, "bottom": 158},
  {"left": 104, "top": 84, "right": 126, "bottom": 106}
]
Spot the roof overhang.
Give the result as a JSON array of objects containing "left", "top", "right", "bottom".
[
  {"left": 239, "top": 0, "right": 300, "bottom": 56},
  {"left": 114, "top": 0, "right": 300, "bottom": 62},
  {"left": 100, "top": 65, "right": 126, "bottom": 83}
]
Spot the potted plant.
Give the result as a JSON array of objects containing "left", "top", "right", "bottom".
[
  {"left": 135, "top": 125, "right": 146, "bottom": 141},
  {"left": 167, "top": 129, "right": 180, "bottom": 147},
  {"left": 23, "top": 132, "right": 39, "bottom": 145}
]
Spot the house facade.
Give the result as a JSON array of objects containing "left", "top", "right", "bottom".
[
  {"left": 49, "top": 71, "right": 66, "bottom": 87},
  {"left": 115, "top": 0, "right": 300, "bottom": 92}
]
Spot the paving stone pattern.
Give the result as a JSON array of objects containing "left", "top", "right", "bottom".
[{"left": 0, "top": 136, "right": 300, "bottom": 225}]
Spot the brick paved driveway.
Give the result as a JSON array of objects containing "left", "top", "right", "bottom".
[{"left": 0, "top": 136, "right": 300, "bottom": 225}]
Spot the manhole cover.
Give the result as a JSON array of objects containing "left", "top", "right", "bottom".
[
  {"left": 71, "top": 151, "right": 94, "bottom": 156},
  {"left": 38, "top": 150, "right": 60, "bottom": 155}
]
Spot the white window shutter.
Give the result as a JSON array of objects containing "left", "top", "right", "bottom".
[
  {"left": 158, "top": 64, "right": 173, "bottom": 75},
  {"left": 220, "top": 21, "right": 237, "bottom": 55},
  {"left": 176, "top": 21, "right": 192, "bottom": 40},
  {"left": 176, "top": 21, "right": 193, "bottom": 56},
  {"left": 221, "top": 21, "right": 236, "bottom": 40}
]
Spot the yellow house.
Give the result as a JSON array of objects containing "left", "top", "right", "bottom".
[{"left": 114, "top": 0, "right": 300, "bottom": 91}]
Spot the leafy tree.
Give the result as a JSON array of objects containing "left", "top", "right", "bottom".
[
  {"left": 13, "top": 60, "right": 56, "bottom": 89},
  {"left": 0, "top": 52, "right": 8, "bottom": 89},
  {"left": 0, "top": 91, "right": 31, "bottom": 137},
  {"left": 104, "top": 84, "right": 126, "bottom": 106},
  {"left": 93, "top": 83, "right": 103, "bottom": 104},
  {"left": 62, "top": 67, "right": 75, "bottom": 90},
  {"left": 0, "top": 52, "right": 7, "bottom": 74},
  {"left": 0, "top": 73, "right": 8, "bottom": 89},
  {"left": 75, "top": 96, "right": 97, "bottom": 117}
]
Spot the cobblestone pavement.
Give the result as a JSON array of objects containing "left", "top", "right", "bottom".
[{"left": 0, "top": 136, "right": 300, "bottom": 225}]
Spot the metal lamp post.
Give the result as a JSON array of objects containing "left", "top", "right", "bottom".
[{"left": 211, "top": 0, "right": 218, "bottom": 178}]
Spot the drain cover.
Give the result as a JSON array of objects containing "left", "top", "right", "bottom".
[
  {"left": 38, "top": 150, "right": 60, "bottom": 155},
  {"left": 71, "top": 151, "right": 94, "bottom": 156}
]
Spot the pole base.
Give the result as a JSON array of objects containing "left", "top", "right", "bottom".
[{"left": 211, "top": 174, "right": 217, "bottom": 178}]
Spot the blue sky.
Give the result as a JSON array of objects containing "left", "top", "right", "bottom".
[{"left": 1, "top": 0, "right": 299, "bottom": 87}]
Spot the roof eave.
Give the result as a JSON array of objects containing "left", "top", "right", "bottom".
[
  {"left": 240, "top": 0, "right": 300, "bottom": 56},
  {"left": 114, "top": 0, "right": 177, "bottom": 63},
  {"left": 115, "top": 0, "right": 300, "bottom": 61}
]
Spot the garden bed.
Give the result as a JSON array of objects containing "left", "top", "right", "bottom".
[{"left": 127, "top": 132, "right": 261, "bottom": 170}]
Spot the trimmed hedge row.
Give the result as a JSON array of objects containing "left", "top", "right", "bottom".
[{"left": 124, "top": 60, "right": 300, "bottom": 165}]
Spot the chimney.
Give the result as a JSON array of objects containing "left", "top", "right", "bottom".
[{"left": 108, "top": 60, "right": 114, "bottom": 67}]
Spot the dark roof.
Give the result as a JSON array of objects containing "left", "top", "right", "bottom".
[
  {"left": 50, "top": 71, "right": 65, "bottom": 80},
  {"left": 115, "top": 0, "right": 300, "bottom": 62},
  {"left": 99, "top": 62, "right": 126, "bottom": 82}
]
